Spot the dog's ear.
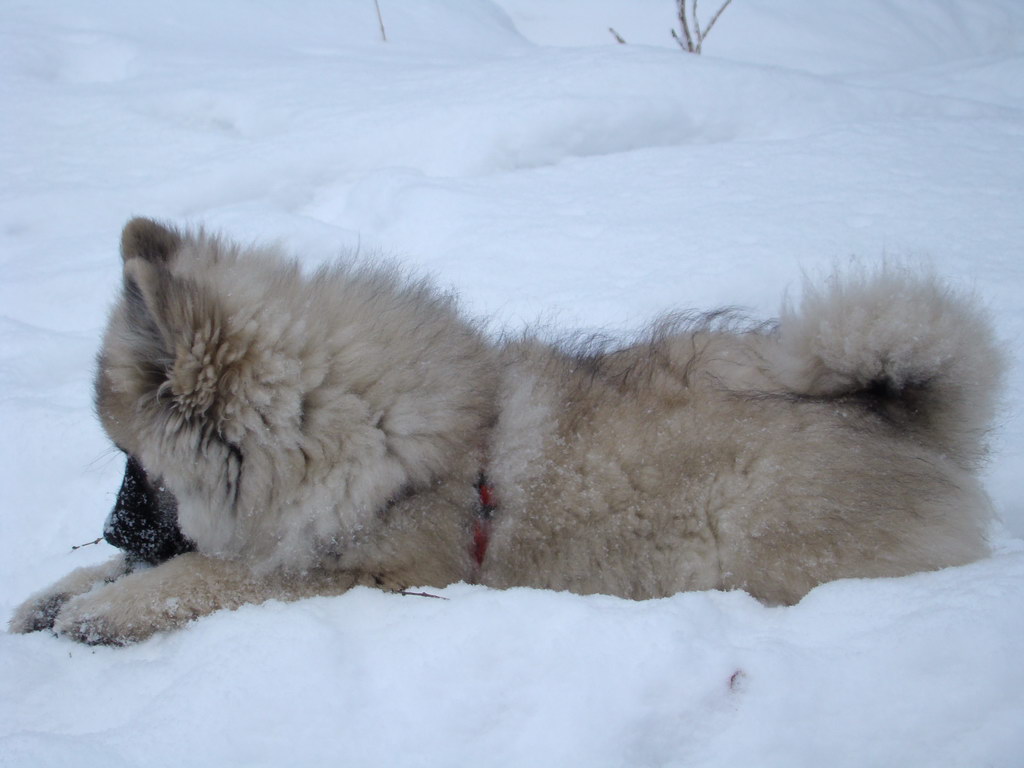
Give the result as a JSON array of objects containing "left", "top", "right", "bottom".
[
  {"left": 121, "top": 217, "right": 181, "bottom": 264},
  {"left": 115, "top": 219, "right": 245, "bottom": 432},
  {"left": 118, "top": 218, "right": 190, "bottom": 351}
]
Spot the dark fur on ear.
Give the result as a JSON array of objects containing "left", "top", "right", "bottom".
[
  {"left": 121, "top": 217, "right": 181, "bottom": 264},
  {"left": 119, "top": 218, "right": 187, "bottom": 350}
]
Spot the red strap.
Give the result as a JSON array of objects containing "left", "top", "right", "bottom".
[
  {"left": 472, "top": 518, "right": 490, "bottom": 567},
  {"left": 478, "top": 482, "right": 495, "bottom": 509},
  {"left": 472, "top": 480, "right": 496, "bottom": 566}
]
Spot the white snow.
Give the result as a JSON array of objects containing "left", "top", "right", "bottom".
[{"left": 1, "top": 1, "right": 1023, "bottom": 765}]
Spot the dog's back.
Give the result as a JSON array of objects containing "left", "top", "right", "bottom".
[{"left": 482, "top": 270, "right": 1001, "bottom": 604}]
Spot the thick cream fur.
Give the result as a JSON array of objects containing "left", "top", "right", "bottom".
[
  {"left": 99, "top": 221, "right": 496, "bottom": 571},
  {"left": 10, "top": 220, "right": 1003, "bottom": 643}
]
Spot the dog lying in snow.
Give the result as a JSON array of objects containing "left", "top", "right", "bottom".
[{"left": 10, "top": 218, "right": 1002, "bottom": 644}]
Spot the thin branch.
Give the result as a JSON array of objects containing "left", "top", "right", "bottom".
[
  {"left": 608, "top": 27, "right": 627, "bottom": 45},
  {"left": 694, "top": 0, "right": 704, "bottom": 51},
  {"left": 71, "top": 537, "right": 104, "bottom": 552},
  {"left": 373, "top": 0, "right": 387, "bottom": 42},
  {"left": 397, "top": 590, "right": 449, "bottom": 600},
  {"left": 700, "top": 0, "right": 734, "bottom": 45},
  {"left": 673, "top": 0, "right": 733, "bottom": 54},
  {"left": 677, "top": 0, "right": 695, "bottom": 52}
]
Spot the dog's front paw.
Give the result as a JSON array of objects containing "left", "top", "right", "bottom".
[
  {"left": 52, "top": 583, "right": 195, "bottom": 646},
  {"left": 9, "top": 555, "right": 132, "bottom": 635},
  {"left": 52, "top": 601, "right": 138, "bottom": 646},
  {"left": 9, "top": 591, "right": 73, "bottom": 634}
]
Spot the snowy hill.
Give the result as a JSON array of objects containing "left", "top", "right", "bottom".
[{"left": 1, "top": 1, "right": 1022, "bottom": 766}]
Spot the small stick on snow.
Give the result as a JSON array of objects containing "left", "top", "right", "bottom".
[
  {"left": 374, "top": 0, "right": 387, "bottom": 42},
  {"left": 674, "top": 0, "right": 733, "bottom": 54},
  {"left": 676, "top": 0, "right": 696, "bottom": 51},
  {"left": 609, "top": 27, "right": 627, "bottom": 44},
  {"left": 701, "top": 0, "right": 734, "bottom": 42},
  {"left": 694, "top": 0, "right": 704, "bottom": 50},
  {"left": 71, "top": 537, "right": 104, "bottom": 552},
  {"left": 397, "top": 590, "right": 450, "bottom": 600}
]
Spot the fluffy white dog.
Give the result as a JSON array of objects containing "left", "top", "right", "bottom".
[{"left": 10, "top": 218, "right": 1003, "bottom": 644}]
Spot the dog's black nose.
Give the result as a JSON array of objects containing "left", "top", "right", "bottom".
[{"left": 103, "top": 456, "right": 194, "bottom": 565}]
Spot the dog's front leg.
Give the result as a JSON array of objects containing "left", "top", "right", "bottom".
[
  {"left": 9, "top": 554, "right": 131, "bottom": 634},
  {"left": 50, "top": 552, "right": 361, "bottom": 646}
]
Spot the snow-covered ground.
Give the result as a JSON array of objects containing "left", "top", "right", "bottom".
[{"left": 2, "top": 1, "right": 1023, "bottom": 765}]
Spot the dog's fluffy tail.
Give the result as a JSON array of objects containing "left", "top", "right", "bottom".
[{"left": 773, "top": 267, "right": 1004, "bottom": 469}]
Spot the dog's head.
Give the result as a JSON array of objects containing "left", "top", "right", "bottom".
[
  {"left": 95, "top": 218, "right": 268, "bottom": 559},
  {"left": 95, "top": 218, "right": 496, "bottom": 568}
]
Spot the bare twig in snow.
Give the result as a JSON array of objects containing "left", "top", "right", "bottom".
[
  {"left": 71, "top": 537, "right": 104, "bottom": 552},
  {"left": 608, "top": 27, "right": 627, "bottom": 45},
  {"left": 701, "top": 0, "right": 734, "bottom": 41},
  {"left": 695, "top": 0, "right": 704, "bottom": 49},
  {"left": 673, "top": 0, "right": 733, "bottom": 54},
  {"left": 397, "top": 590, "right": 449, "bottom": 600},
  {"left": 676, "top": 1, "right": 695, "bottom": 52},
  {"left": 374, "top": 0, "right": 387, "bottom": 42}
]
